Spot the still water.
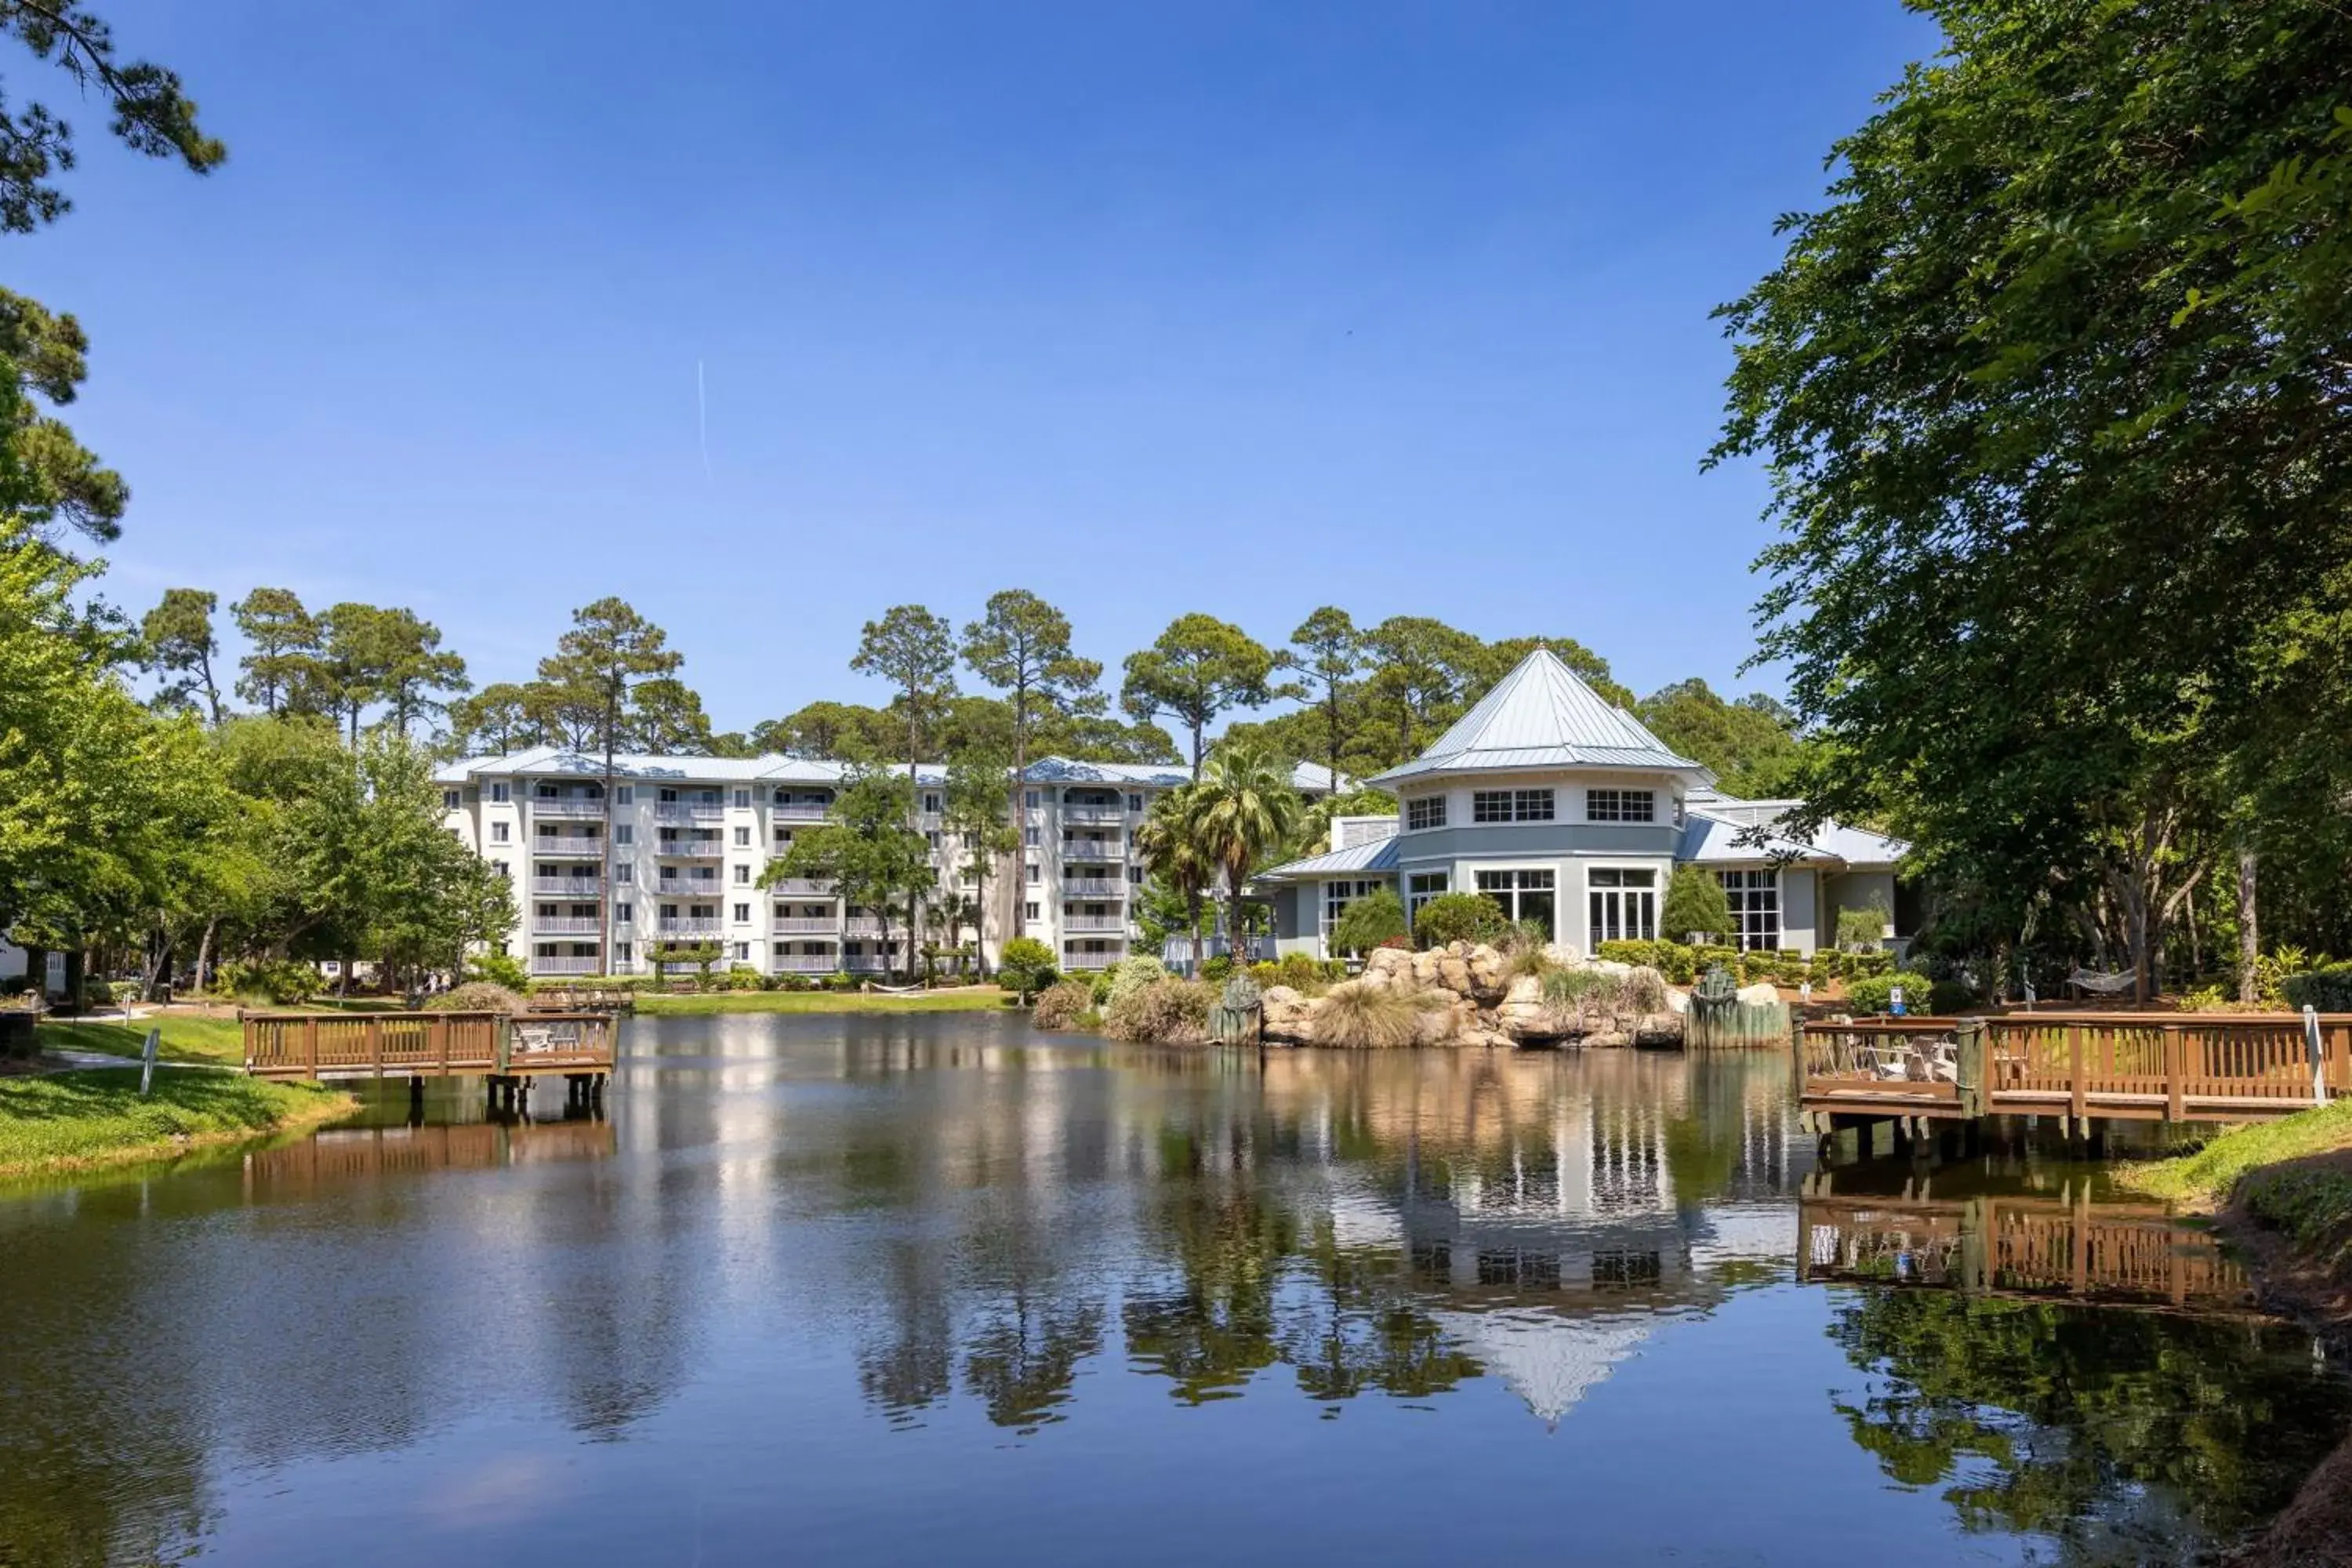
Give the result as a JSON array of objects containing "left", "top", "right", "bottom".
[{"left": 4, "top": 1012, "right": 2348, "bottom": 1566}]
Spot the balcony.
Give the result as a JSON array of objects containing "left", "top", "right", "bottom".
[
  {"left": 1062, "top": 915, "right": 1127, "bottom": 933},
  {"left": 655, "top": 838, "right": 725, "bottom": 859},
  {"left": 841, "top": 956, "right": 891, "bottom": 973},
  {"left": 771, "top": 956, "right": 839, "bottom": 974},
  {"left": 843, "top": 917, "right": 886, "bottom": 937},
  {"left": 1059, "top": 949, "right": 1125, "bottom": 971},
  {"left": 1062, "top": 803, "right": 1126, "bottom": 825},
  {"left": 653, "top": 802, "right": 726, "bottom": 823},
  {"left": 528, "top": 796, "right": 607, "bottom": 819},
  {"left": 531, "top": 835, "right": 605, "bottom": 858},
  {"left": 655, "top": 920, "right": 722, "bottom": 937},
  {"left": 768, "top": 878, "right": 837, "bottom": 897},
  {"left": 1063, "top": 878, "right": 1125, "bottom": 898},
  {"left": 529, "top": 875, "right": 603, "bottom": 897},
  {"left": 530, "top": 956, "right": 603, "bottom": 976},
  {"left": 769, "top": 802, "right": 833, "bottom": 822},
  {"left": 531, "top": 916, "right": 604, "bottom": 936},
  {"left": 770, "top": 918, "right": 839, "bottom": 935},
  {"left": 1059, "top": 840, "right": 1123, "bottom": 862}
]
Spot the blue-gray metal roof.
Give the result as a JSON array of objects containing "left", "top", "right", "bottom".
[
  {"left": 1366, "top": 648, "right": 1703, "bottom": 786},
  {"left": 1677, "top": 807, "right": 1908, "bottom": 868},
  {"left": 436, "top": 750, "right": 1340, "bottom": 794},
  {"left": 1255, "top": 836, "right": 1403, "bottom": 881}
]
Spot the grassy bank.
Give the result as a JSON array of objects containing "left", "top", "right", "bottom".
[
  {"left": 2126, "top": 1102, "right": 2352, "bottom": 1281},
  {"left": 0, "top": 1067, "right": 353, "bottom": 1178},
  {"left": 36, "top": 1013, "right": 248, "bottom": 1066},
  {"left": 2127, "top": 1102, "right": 2352, "bottom": 1206},
  {"left": 631, "top": 986, "right": 1015, "bottom": 1016}
]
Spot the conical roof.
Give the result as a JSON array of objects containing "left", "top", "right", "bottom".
[{"left": 1365, "top": 647, "right": 1702, "bottom": 786}]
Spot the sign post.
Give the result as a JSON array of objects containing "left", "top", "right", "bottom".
[{"left": 138, "top": 1027, "right": 160, "bottom": 1098}]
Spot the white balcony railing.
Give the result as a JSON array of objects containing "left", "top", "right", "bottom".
[
  {"left": 768, "top": 877, "right": 837, "bottom": 896},
  {"left": 531, "top": 836, "right": 604, "bottom": 858},
  {"left": 1062, "top": 878, "right": 1125, "bottom": 898},
  {"left": 653, "top": 802, "right": 726, "bottom": 823},
  {"left": 529, "top": 876, "right": 602, "bottom": 897},
  {"left": 771, "top": 956, "right": 839, "bottom": 973},
  {"left": 769, "top": 802, "right": 833, "bottom": 822},
  {"left": 655, "top": 839, "right": 725, "bottom": 858},
  {"left": 655, "top": 920, "right": 722, "bottom": 937},
  {"left": 1061, "top": 803, "right": 1126, "bottom": 824},
  {"left": 770, "top": 918, "right": 838, "bottom": 935},
  {"left": 528, "top": 796, "right": 607, "bottom": 818},
  {"left": 1062, "top": 915, "right": 1127, "bottom": 933},
  {"left": 842, "top": 917, "right": 885, "bottom": 937},
  {"left": 531, "top": 916, "right": 603, "bottom": 935},
  {"left": 841, "top": 956, "right": 890, "bottom": 973},
  {"left": 530, "top": 956, "right": 603, "bottom": 976},
  {"left": 1059, "top": 951, "right": 1124, "bottom": 971},
  {"left": 1060, "top": 840, "right": 1123, "bottom": 862}
]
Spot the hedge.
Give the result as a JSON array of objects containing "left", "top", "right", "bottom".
[{"left": 2284, "top": 963, "right": 2352, "bottom": 1013}]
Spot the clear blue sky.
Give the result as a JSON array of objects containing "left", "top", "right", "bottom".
[{"left": 27, "top": 1, "right": 1936, "bottom": 735}]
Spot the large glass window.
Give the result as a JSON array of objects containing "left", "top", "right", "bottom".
[
  {"left": 1472, "top": 789, "right": 1555, "bottom": 823},
  {"left": 1406, "top": 872, "right": 1450, "bottom": 918},
  {"left": 1323, "top": 878, "right": 1388, "bottom": 933},
  {"left": 1406, "top": 796, "right": 1447, "bottom": 831},
  {"left": 1717, "top": 869, "right": 1780, "bottom": 950},
  {"left": 1587, "top": 868, "right": 1657, "bottom": 948},
  {"left": 1475, "top": 869, "right": 1556, "bottom": 938},
  {"left": 1586, "top": 789, "right": 1656, "bottom": 823}
]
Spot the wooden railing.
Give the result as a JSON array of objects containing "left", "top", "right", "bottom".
[
  {"left": 243, "top": 1011, "right": 615, "bottom": 1080},
  {"left": 1798, "top": 1011, "right": 2352, "bottom": 1123}
]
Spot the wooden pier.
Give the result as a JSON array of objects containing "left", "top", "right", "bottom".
[
  {"left": 1798, "top": 1011, "right": 2352, "bottom": 1131},
  {"left": 241, "top": 1009, "right": 615, "bottom": 1112}
]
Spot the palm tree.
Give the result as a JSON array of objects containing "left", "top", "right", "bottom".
[
  {"left": 1185, "top": 742, "right": 1303, "bottom": 965},
  {"left": 1134, "top": 786, "right": 1215, "bottom": 976}
]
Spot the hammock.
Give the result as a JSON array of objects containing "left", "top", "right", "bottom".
[
  {"left": 869, "top": 982, "right": 929, "bottom": 996},
  {"left": 2067, "top": 967, "right": 2140, "bottom": 995}
]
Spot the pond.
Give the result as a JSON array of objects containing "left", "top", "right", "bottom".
[{"left": 2, "top": 1012, "right": 2347, "bottom": 1566}]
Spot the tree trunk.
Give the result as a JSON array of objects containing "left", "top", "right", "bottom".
[
  {"left": 1188, "top": 891, "right": 1204, "bottom": 977},
  {"left": 1005, "top": 685, "right": 1027, "bottom": 981},
  {"left": 21, "top": 944, "right": 46, "bottom": 1004},
  {"left": 193, "top": 916, "right": 219, "bottom": 998},
  {"left": 2237, "top": 844, "right": 2260, "bottom": 1006},
  {"left": 1190, "top": 721, "right": 1205, "bottom": 783},
  {"left": 62, "top": 948, "right": 85, "bottom": 1014}
]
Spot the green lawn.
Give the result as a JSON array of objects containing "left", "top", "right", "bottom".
[
  {"left": 633, "top": 987, "right": 1016, "bottom": 1016},
  {"left": 37, "top": 1013, "right": 248, "bottom": 1067},
  {"left": 0, "top": 1067, "right": 353, "bottom": 1178},
  {"left": 2125, "top": 1100, "right": 2352, "bottom": 1204}
]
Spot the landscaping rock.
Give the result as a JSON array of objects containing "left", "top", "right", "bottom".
[
  {"left": 1261, "top": 985, "right": 1314, "bottom": 1044},
  {"left": 1633, "top": 1011, "right": 1686, "bottom": 1047},
  {"left": 1664, "top": 988, "right": 1690, "bottom": 1014},
  {"left": 1737, "top": 982, "right": 1780, "bottom": 1006},
  {"left": 1364, "top": 948, "right": 1414, "bottom": 987}
]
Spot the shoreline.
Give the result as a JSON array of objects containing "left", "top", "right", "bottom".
[{"left": 0, "top": 1067, "right": 357, "bottom": 1182}]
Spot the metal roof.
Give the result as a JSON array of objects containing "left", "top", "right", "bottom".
[
  {"left": 1367, "top": 648, "right": 1703, "bottom": 786},
  {"left": 436, "top": 750, "right": 1338, "bottom": 794},
  {"left": 1677, "top": 805, "right": 1907, "bottom": 869},
  {"left": 1254, "top": 836, "right": 1403, "bottom": 881}
]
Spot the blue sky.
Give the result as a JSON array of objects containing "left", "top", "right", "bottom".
[{"left": 27, "top": 1, "right": 1936, "bottom": 734}]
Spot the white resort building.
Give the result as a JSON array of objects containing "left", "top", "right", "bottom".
[
  {"left": 1255, "top": 648, "right": 1908, "bottom": 960},
  {"left": 436, "top": 751, "right": 1340, "bottom": 980}
]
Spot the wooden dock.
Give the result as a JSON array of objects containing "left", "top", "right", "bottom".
[
  {"left": 1798, "top": 1011, "right": 2352, "bottom": 1130},
  {"left": 241, "top": 1010, "right": 615, "bottom": 1112}
]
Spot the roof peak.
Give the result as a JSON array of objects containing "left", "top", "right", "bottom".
[{"left": 1364, "top": 645, "right": 1700, "bottom": 786}]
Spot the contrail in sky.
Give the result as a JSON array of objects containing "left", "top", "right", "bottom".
[{"left": 697, "top": 359, "right": 712, "bottom": 483}]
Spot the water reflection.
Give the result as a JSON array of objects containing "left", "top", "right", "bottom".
[{"left": 1, "top": 1014, "right": 2347, "bottom": 1568}]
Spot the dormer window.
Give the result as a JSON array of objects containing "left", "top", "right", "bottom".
[{"left": 1406, "top": 796, "right": 1446, "bottom": 831}]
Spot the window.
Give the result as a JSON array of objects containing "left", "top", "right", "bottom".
[
  {"left": 1407, "top": 872, "right": 1450, "bottom": 917},
  {"left": 1406, "top": 796, "right": 1447, "bottom": 830},
  {"left": 615, "top": 825, "right": 633, "bottom": 845},
  {"left": 1672, "top": 796, "right": 1686, "bottom": 828},
  {"left": 1718, "top": 870, "right": 1780, "bottom": 950},
  {"left": 1586, "top": 789, "right": 1656, "bottom": 823},
  {"left": 488, "top": 821, "right": 510, "bottom": 844},
  {"left": 442, "top": 789, "right": 462, "bottom": 811},
  {"left": 616, "top": 942, "right": 632, "bottom": 964},
  {"left": 1587, "top": 868, "right": 1658, "bottom": 948},
  {"left": 733, "top": 942, "right": 750, "bottom": 961},
  {"left": 775, "top": 827, "right": 793, "bottom": 845},
  {"left": 1472, "top": 789, "right": 1554, "bottom": 823},
  {"left": 732, "top": 865, "right": 750, "bottom": 884},
  {"left": 615, "top": 862, "right": 633, "bottom": 884},
  {"left": 615, "top": 903, "right": 633, "bottom": 924},
  {"left": 1129, "top": 865, "right": 1145, "bottom": 884},
  {"left": 926, "top": 830, "right": 942, "bottom": 848},
  {"left": 1127, "top": 793, "right": 1143, "bottom": 812},
  {"left": 1323, "top": 879, "right": 1388, "bottom": 935},
  {"left": 734, "top": 789, "right": 750, "bottom": 808},
  {"left": 489, "top": 782, "right": 510, "bottom": 803},
  {"left": 1028, "top": 864, "right": 1042, "bottom": 884},
  {"left": 1025, "top": 790, "right": 1040, "bottom": 809},
  {"left": 659, "top": 788, "right": 679, "bottom": 804},
  {"left": 733, "top": 826, "right": 750, "bottom": 847},
  {"left": 734, "top": 902, "right": 750, "bottom": 924},
  {"left": 536, "top": 784, "right": 559, "bottom": 799},
  {"left": 1475, "top": 870, "right": 1556, "bottom": 937},
  {"left": 1024, "top": 826, "right": 1040, "bottom": 846},
  {"left": 491, "top": 860, "right": 508, "bottom": 879},
  {"left": 1025, "top": 902, "right": 1041, "bottom": 921},
  {"left": 615, "top": 786, "right": 633, "bottom": 805},
  {"left": 923, "top": 792, "right": 942, "bottom": 814}
]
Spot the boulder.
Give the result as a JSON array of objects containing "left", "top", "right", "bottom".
[
  {"left": 1495, "top": 975, "right": 1554, "bottom": 1041},
  {"left": 1410, "top": 949, "right": 1443, "bottom": 989},
  {"left": 1584, "top": 1029, "right": 1632, "bottom": 1049},
  {"left": 1261, "top": 985, "right": 1314, "bottom": 1044},
  {"left": 1436, "top": 953, "right": 1473, "bottom": 997},
  {"left": 1459, "top": 1021, "right": 1515, "bottom": 1049},
  {"left": 1737, "top": 982, "right": 1781, "bottom": 1006},
  {"left": 1364, "top": 947, "right": 1414, "bottom": 985},
  {"left": 1663, "top": 987, "right": 1690, "bottom": 1015},
  {"left": 1464, "top": 945, "right": 1508, "bottom": 1002},
  {"left": 1632, "top": 1011, "right": 1686, "bottom": 1047},
  {"left": 1411, "top": 995, "right": 1472, "bottom": 1048},
  {"left": 1589, "top": 960, "right": 1634, "bottom": 978}
]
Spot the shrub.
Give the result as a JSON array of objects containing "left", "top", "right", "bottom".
[
  {"left": 1089, "top": 969, "right": 1116, "bottom": 1006},
  {"left": 1201, "top": 955, "right": 1234, "bottom": 985},
  {"left": 1661, "top": 866, "right": 1733, "bottom": 945},
  {"left": 1102, "top": 977, "right": 1214, "bottom": 1043},
  {"left": 217, "top": 957, "right": 322, "bottom": 1005},
  {"left": 1598, "top": 938, "right": 1703, "bottom": 985},
  {"left": 1622, "top": 965, "right": 1668, "bottom": 1014},
  {"left": 1032, "top": 979, "right": 1096, "bottom": 1030},
  {"left": 1330, "top": 887, "right": 1407, "bottom": 956},
  {"left": 728, "top": 965, "right": 764, "bottom": 991},
  {"left": 1835, "top": 900, "right": 1891, "bottom": 952},
  {"left": 1927, "top": 977, "right": 1981, "bottom": 1015},
  {"left": 1412, "top": 892, "right": 1509, "bottom": 949},
  {"left": 1846, "top": 970, "right": 1934, "bottom": 1015},
  {"left": 1107, "top": 956, "right": 1168, "bottom": 1005},
  {"left": 425, "top": 981, "right": 528, "bottom": 1014},
  {"left": 1314, "top": 979, "right": 1440, "bottom": 1048},
  {"left": 1272, "top": 952, "right": 1330, "bottom": 994},
  {"left": 1248, "top": 960, "right": 1279, "bottom": 987},
  {"left": 2285, "top": 963, "right": 2352, "bottom": 1013},
  {"left": 466, "top": 951, "right": 530, "bottom": 991},
  {"left": 998, "top": 937, "right": 1058, "bottom": 997}
]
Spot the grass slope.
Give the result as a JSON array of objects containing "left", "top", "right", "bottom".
[
  {"left": 633, "top": 988, "right": 1014, "bottom": 1016},
  {"left": 37, "top": 1014, "right": 248, "bottom": 1066},
  {"left": 0, "top": 1067, "right": 352, "bottom": 1178},
  {"left": 2127, "top": 1102, "right": 2352, "bottom": 1204}
]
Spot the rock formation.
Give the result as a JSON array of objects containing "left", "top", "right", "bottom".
[{"left": 1260, "top": 942, "right": 1684, "bottom": 1050}]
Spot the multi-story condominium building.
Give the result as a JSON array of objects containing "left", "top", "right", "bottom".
[
  {"left": 437, "top": 752, "right": 1340, "bottom": 981},
  {"left": 1256, "top": 648, "right": 1909, "bottom": 959}
]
